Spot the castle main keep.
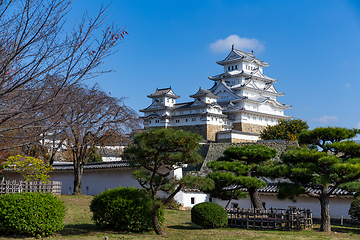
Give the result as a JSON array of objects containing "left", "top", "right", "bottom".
[{"left": 140, "top": 46, "right": 291, "bottom": 142}]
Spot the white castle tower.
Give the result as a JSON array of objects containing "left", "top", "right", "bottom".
[
  {"left": 208, "top": 45, "right": 291, "bottom": 134},
  {"left": 141, "top": 46, "right": 291, "bottom": 142}
]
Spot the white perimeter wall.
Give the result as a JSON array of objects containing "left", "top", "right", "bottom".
[
  {"left": 49, "top": 169, "right": 141, "bottom": 195},
  {"left": 212, "top": 194, "right": 353, "bottom": 218}
]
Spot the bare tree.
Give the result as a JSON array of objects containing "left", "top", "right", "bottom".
[
  {"left": 61, "top": 83, "right": 139, "bottom": 195},
  {"left": 0, "top": 0, "right": 128, "bottom": 153}
]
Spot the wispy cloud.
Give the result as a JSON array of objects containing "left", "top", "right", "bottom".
[
  {"left": 312, "top": 116, "right": 339, "bottom": 124},
  {"left": 356, "top": 122, "right": 360, "bottom": 129},
  {"left": 341, "top": 83, "right": 350, "bottom": 88},
  {"left": 342, "top": 60, "right": 350, "bottom": 67},
  {"left": 210, "top": 35, "right": 265, "bottom": 53}
]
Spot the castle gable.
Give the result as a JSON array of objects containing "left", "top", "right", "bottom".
[{"left": 140, "top": 100, "right": 166, "bottom": 112}]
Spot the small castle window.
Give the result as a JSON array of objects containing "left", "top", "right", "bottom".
[
  {"left": 235, "top": 65, "right": 238, "bottom": 69},
  {"left": 228, "top": 66, "right": 230, "bottom": 71},
  {"left": 186, "top": 119, "right": 188, "bottom": 122},
  {"left": 232, "top": 66, "right": 234, "bottom": 70},
  {"left": 191, "top": 197, "right": 195, "bottom": 204}
]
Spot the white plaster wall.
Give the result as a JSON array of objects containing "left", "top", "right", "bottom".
[
  {"left": 213, "top": 195, "right": 353, "bottom": 218},
  {"left": 217, "top": 132, "right": 259, "bottom": 141},
  {"left": 49, "top": 169, "right": 141, "bottom": 195},
  {"left": 258, "top": 104, "right": 277, "bottom": 115},
  {"left": 175, "top": 191, "right": 209, "bottom": 208}
]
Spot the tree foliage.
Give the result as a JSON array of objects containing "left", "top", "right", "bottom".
[
  {"left": 5, "top": 155, "right": 53, "bottom": 183},
  {"left": 124, "top": 128, "right": 207, "bottom": 235},
  {"left": 89, "top": 146, "right": 103, "bottom": 163},
  {"left": 206, "top": 144, "right": 277, "bottom": 209},
  {"left": 259, "top": 127, "right": 360, "bottom": 232},
  {"left": 260, "top": 118, "right": 309, "bottom": 141}
]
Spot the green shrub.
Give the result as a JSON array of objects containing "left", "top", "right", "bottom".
[
  {"left": 191, "top": 202, "right": 228, "bottom": 228},
  {"left": 90, "top": 187, "right": 164, "bottom": 232},
  {"left": 349, "top": 196, "right": 360, "bottom": 220},
  {"left": 0, "top": 192, "right": 65, "bottom": 237}
]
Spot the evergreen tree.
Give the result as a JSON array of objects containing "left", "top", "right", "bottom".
[
  {"left": 260, "top": 118, "right": 308, "bottom": 141},
  {"left": 206, "top": 144, "right": 277, "bottom": 209},
  {"left": 89, "top": 146, "right": 103, "bottom": 163},
  {"left": 259, "top": 127, "right": 360, "bottom": 232},
  {"left": 124, "top": 128, "right": 212, "bottom": 235}
]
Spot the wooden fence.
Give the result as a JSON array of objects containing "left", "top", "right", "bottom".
[
  {"left": 0, "top": 180, "right": 62, "bottom": 195},
  {"left": 227, "top": 207, "right": 313, "bottom": 230}
]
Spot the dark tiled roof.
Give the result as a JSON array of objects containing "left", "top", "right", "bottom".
[
  {"left": 190, "top": 88, "right": 220, "bottom": 99},
  {"left": 147, "top": 87, "right": 180, "bottom": 99},
  {"left": 224, "top": 177, "right": 355, "bottom": 196},
  {"left": 52, "top": 160, "right": 129, "bottom": 171}
]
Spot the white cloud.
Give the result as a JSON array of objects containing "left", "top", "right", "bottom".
[
  {"left": 210, "top": 35, "right": 265, "bottom": 53},
  {"left": 356, "top": 122, "right": 360, "bottom": 129},
  {"left": 312, "top": 116, "right": 339, "bottom": 124},
  {"left": 341, "top": 83, "right": 350, "bottom": 88}
]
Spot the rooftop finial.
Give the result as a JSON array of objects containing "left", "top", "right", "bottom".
[
  {"left": 232, "top": 44, "right": 234, "bottom": 50},
  {"left": 251, "top": 50, "right": 254, "bottom": 54}
]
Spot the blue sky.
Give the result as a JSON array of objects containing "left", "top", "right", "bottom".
[{"left": 70, "top": 0, "right": 360, "bottom": 137}]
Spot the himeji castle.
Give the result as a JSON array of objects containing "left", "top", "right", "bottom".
[{"left": 140, "top": 46, "right": 291, "bottom": 142}]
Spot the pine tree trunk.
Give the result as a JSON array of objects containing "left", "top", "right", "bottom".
[
  {"left": 152, "top": 203, "right": 166, "bottom": 235},
  {"left": 73, "top": 164, "right": 83, "bottom": 195},
  {"left": 319, "top": 194, "right": 331, "bottom": 232},
  {"left": 248, "top": 187, "right": 264, "bottom": 210}
]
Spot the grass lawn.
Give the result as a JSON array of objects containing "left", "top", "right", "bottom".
[{"left": 1, "top": 195, "right": 360, "bottom": 239}]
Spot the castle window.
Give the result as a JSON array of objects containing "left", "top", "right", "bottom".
[
  {"left": 149, "top": 121, "right": 151, "bottom": 124},
  {"left": 235, "top": 65, "right": 238, "bottom": 69},
  {"left": 191, "top": 197, "right": 195, "bottom": 204},
  {"left": 192, "top": 118, "right": 196, "bottom": 121},
  {"left": 186, "top": 119, "right": 188, "bottom": 122},
  {"left": 155, "top": 120, "right": 160, "bottom": 123},
  {"left": 228, "top": 66, "right": 230, "bottom": 71},
  {"left": 232, "top": 66, "right": 234, "bottom": 70}
]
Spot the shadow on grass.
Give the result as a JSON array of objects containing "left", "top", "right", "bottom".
[
  {"left": 330, "top": 224, "right": 360, "bottom": 235},
  {"left": 61, "top": 223, "right": 102, "bottom": 236},
  {"left": 167, "top": 222, "right": 202, "bottom": 230}
]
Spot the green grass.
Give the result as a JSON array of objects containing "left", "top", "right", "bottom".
[{"left": 1, "top": 195, "right": 360, "bottom": 239}]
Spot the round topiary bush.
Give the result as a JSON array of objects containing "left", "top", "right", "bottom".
[
  {"left": 0, "top": 192, "right": 65, "bottom": 237},
  {"left": 349, "top": 196, "right": 360, "bottom": 220},
  {"left": 90, "top": 187, "right": 164, "bottom": 232},
  {"left": 191, "top": 202, "right": 228, "bottom": 228}
]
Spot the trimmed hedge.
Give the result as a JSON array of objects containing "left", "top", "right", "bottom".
[
  {"left": 0, "top": 192, "right": 65, "bottom": 237},
  {"left": 191, "top": 202, "right": 228, "bottom": 228},
  {"left": 90, "top": 187, "right": 164, "bottom": 232}
]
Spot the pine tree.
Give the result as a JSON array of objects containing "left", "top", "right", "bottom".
[
  {"left": 206, "top": 144, "right": 277, "bottom": 209},
  {"left": 259, "top": 127, "right": 360, "bottom": 232}
]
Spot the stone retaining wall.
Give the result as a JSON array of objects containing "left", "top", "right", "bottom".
[
  {"left": 200, "top": 140, "right": 298, "bottom": 174},
  {"left": 233, "top": 122, "right": 267, "bottom": 133}
]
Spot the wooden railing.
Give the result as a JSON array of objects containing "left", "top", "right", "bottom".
[
  {"left": 0, "top": 180, "right": 62, "bottom": 195},
  {"left": 227, "top": 207, "right": 313, "bottom": 230}
]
